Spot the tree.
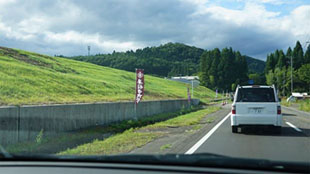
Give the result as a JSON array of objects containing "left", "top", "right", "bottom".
[
  {"left": 265, "top": 54, "right": 271, "bottom": 74},
  {"left": 231, "top": 83, "right": 237, "bottom": 91},
  {"left": 209, "top": 52, "right": 220, "bottom": 88},
  {"left": 249, "top": 73, "right": 265, "bottom": 85},
  {"left": 285, "top": 47, "right": 292, "bottom": 67},
  {"left": 198, "top": 47, "right": 249, "bottom": 91},
  {"left": 276, "top": 50, "right": 286, "bottom": 69},
  {"left": 292, "top": 41, "right": 304, "bottom": 69},
  {"left": 199, "top": 52, "right": 208, "bottom": 86},
  {"left": 304, "top": 45, "right": 310, "bottom": 64},
  {"left": 274, "top": 68, "right": 286, "bottom": 96},
  {"left": 298, "top": 64, "right": 310, "bottom": 92},
  {"left": 265, "top": 54, "right": 276, "bottom": 74},
  {"left": 249, "top": 73, "right": 260, "bottom": 83},
  {"left": 266, "top": 70, "right": 276, "bottom": 86}
]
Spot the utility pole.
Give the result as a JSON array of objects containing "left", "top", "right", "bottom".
[
  {"left": 191, "top": 80, "right": 194, "bottom": 98},
  {"left": 283, "top": 70, "right": 285, "bottom": 96},
  {"left": 290, "top": 55, "right": 293, "bottom": 95}
]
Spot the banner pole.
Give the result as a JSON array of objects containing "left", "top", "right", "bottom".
[
  {"left": 134, "top": 102, "right": 137, "bottom": 120},
  {"left": 134, "top": 68, "right": 137, "bottom": 120}
]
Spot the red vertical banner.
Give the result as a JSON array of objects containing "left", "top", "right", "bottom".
[{"left": 135, "top": 69, "right": 144, "bottom": 104}]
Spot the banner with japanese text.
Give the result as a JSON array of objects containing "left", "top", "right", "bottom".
[{"left": 135, "top": 69, "right": 144, "bottom": 104}]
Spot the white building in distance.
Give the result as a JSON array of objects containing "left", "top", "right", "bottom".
[{"left": 168, "top": 76, "right": 200, "bottom": 87}]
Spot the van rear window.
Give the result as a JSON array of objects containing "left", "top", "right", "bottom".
[{"left": 236, "top": 88, "right": 276, "bottom": 102}]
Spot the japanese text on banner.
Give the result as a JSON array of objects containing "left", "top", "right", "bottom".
[{"left": 135, "top": 69, "right": 144, "bottom": 104}]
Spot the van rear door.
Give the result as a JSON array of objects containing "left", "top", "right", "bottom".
[{"left": 235, "top": 87, "right": 277, "bottom": 116}]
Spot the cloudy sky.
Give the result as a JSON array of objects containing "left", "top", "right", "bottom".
[{"left": 0, "top": 0, "right": 310, "bottom": 60}]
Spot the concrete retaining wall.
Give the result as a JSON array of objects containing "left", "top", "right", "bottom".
[
  {"left": 0, "top": 106, "right": 19, "bottom": 146},
  {"left": 0, "top": 99, "right": 199, "bottom": 147}
]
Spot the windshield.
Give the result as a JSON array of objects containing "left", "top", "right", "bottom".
[
  {"left": 1, "top": 0, "right": 310, "bottom": 171},
  {"left": 236, "top": 88, "right": 276, "bottom": 102}
]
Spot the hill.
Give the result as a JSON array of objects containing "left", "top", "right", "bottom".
[
  {"left": 245, "top": 56, "right": 265, "bottom": 74},
  {"left": 68, "top": 43, "right": 203, "bottom": 77},
  {"left": 0, "top": 46, "right": 218, "bottom": 106},
  {"left": 68, "top": 43, "right": 264, "bottom": 77}
]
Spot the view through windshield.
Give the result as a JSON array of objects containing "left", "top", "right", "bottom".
[{"left": 0, "top": 0, "right": 309, "bottom": 171}]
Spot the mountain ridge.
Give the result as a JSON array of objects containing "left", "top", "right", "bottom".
[{"left": 68, "top": 42, "right": 265, "bottom": 76}]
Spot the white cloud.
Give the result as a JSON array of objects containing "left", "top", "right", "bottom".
[
  {"left": 0, "top": 19, "right": 35, "bottom": 40},
  {"left": 44, "top": 30, "right": 143, "bottom": 52},
  {"left": 236, "top": 0, "right": 290, "bottom": 5},
  {"left": 0, "top": 0, "right": 309, "bottom": 59},
  {"left": 0, "top": 0, "right": 15, "bottom": 6},
  {"left": 282, "top": 5, "right": 310, "bottom": 37},
  {"left": 192, "top": 2, "right": 280, "bottom": 28},
  {"left": 189, "top": 1, "right": 310, "bottom": 51},
  {"left": 18, "top": 17, "right": 50, "bottom": 34},
  {"left": 261, "top": 0, "right": 284, "bottom": 5}
]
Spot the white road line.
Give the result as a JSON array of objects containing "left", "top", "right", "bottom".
[
  {"left": 185, "top": 113, "right": 231, "bottom": 154},
  {"left": 285, "top": 122, "right": 302, "bottom": 132}
]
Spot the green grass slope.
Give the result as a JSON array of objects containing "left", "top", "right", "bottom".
[{"left": 0, "top": 46, "right": 218, "bottom": 105}]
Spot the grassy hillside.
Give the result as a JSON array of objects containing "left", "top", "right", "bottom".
[{"left": 0, "top": 46, "right": 218, "bottom": 106}]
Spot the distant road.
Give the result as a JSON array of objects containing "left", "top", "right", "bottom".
[{"left": 187, "top": 106, "right": 310, "bottom": 163}]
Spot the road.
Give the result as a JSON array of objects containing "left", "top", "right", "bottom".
[{"left": 188, "top": 106, "right": 310, "bottom": 163}]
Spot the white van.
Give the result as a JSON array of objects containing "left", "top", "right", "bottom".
[{"left": 231, "top": 85, "right": 282, "bottom": 133}]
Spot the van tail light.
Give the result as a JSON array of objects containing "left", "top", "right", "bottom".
[
  {"left": 277, "top": 106, "right": 281, "bottom": 114},
  {"left": 232, "top": 105, "right": 236, "bottom": 114}
]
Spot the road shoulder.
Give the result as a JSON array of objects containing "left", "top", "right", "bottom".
[
  {"left": 282, "top": 106, "right": 310, "bottom": 116},
  {"left": 130, "top": 104, "right": 231, "bottom": 154},
  {"left": 282, "top": 107, "right": 310, "bottom": 137}
]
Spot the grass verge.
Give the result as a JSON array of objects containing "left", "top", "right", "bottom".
[
  {"left": 281, "top": 98, "right": 310, "bottom": 112},
  {"left": 299, "top": 99, "right": 310, "bottom": 112},
  {"left": 146, "top": 106, "right": 220, "bottom": 129},
  {"left": 59, "top": 128, "right": 163, "bottom": 155},
  {"left": 281, "top": 98, "right": 291, "bottom": 107},
  {"left": 58, "top": 106, "right": 220, "bottom": 155}
]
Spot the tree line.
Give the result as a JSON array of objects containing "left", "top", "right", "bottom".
[
  {"left": 69, "top": 43, "right": 203, "bottom": 77},
  {"left": 66, "top": 41, "right": 310, "bottom": 95},
  {"left": 265, "top": 41, "right": 310, "bottom": 96},
  {"left": 199, "top": 47, "right": 248, "bottom": 91},
  {"left": 68, "top": 43, "right": 264, "bottom": 80}
]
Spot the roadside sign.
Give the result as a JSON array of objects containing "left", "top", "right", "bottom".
[
  {"left": 135, "top": 69, "right": 144, "bottom": 104},
  {"left": 248, "top": 79, "right": 254, "bottom": 85}
]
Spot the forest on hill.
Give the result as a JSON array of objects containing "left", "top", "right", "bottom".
[
  {"left": 67, "top": 43, "right": 265, "bottom": 92},
  {"left": 265, "top": 41, "right": 310, "bottom": 95},
  {"left": 68, "top": 43, "right": 265, "bottom": 77}
]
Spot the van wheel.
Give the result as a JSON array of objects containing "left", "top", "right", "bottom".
[{"left": 232, "top": 126, "right": 238, "bottom": 133}]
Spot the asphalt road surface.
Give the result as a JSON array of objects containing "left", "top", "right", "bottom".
[{"left": 188, "top": 106, "right": 310, "bottom": 163}]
